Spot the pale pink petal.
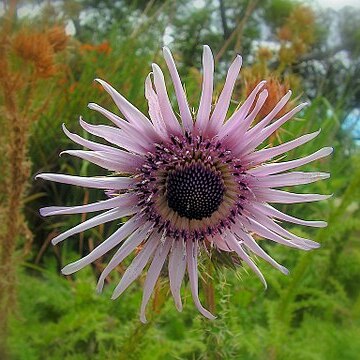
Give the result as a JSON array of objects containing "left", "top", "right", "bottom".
[
  {"left": 96, "top": 222, "right": 153, "bottom": 292},
  {"left": 195, "top": 45, "right": 214, "bottom": 132},
  {"left": 237, "top": 103, "right": 308, "bottom": 155},
  {"left": 233, "top": 226, "right": 289, "bottom": 274},
  {"left": 244, "top": 130, "right": 321, "bottom": 165},
  {"left": 140, "top": 239, "right": 171, "bottom": 323},
  {"left": 223, "top": 89, "right": 269, "bottom": 149},
  {"left": 225, "top": 233, "right": 267, "bottom": 288},
  {"left": 238, "top": 90, "right": 269, "bottom": 132},
  {"left": 253, "top": 171, "right": 330, "bottom": 188},
  {"left": 241, "top": 216, "right": 302, "bottom": 249},
  {"left": 88, "top": 102, "right": 156, "bottom": 145},
  {"left": 144, "top": 73, "right": 168, "bottom": 137},
  {"left": 62, "top": 124, "right": 119, "bottom": 153},
  {"left": 36, "top": 173, "right": 134, "bottom": 190},
  {"left": 40, "top": 193, "right": 137, "bottom": 217},
  {"left": 62, "top": 217, "right": 147, "bottom": 275},
  {"left": 207, "top": 55, "right": 242, "bottom": 135},
  {"left": 250, "top": 90, "right": 292, "bottom": 132},
  {"left": 168, "top": 238, "right": 186, "bottom": 311},
  {"left": 163, "top": 47, "right": 193, "bottom": 130},
  {"left": 87, "top": 103, "right": 134, "bottom": 133},
  {"left": 51, "top": 207, "right": 137, "bottom": 245},
  {"left": 246, "top": 205, "right": 320, "bottom": 249},
  {"left": 219, "top": 80, "right": 266, "bottom": 139},
  {"left": 95, "top": 78, "right": 157, "bottom": 136},
  {"left": 87, "top": 102, "right": 124, "bottom": 128},
  {"left": 60, "top": 150, "right": 140, "bottom": 173},
  {"left": 292, "top": 238, "right": 320, "bottom": 249},
  {"left": 253, "top": 203, "right": 327, "bottom": 228},
  {"left": 255, "top": 189, "right": 332, "bottom": 204},
  {"left": 151, "top": 63, "right": 182, "bottom": 135},
  {"left": 249, "top": 147, "right": 333, "bottom": 176},
  {"left": 79, "top": 118, "right": 147, "bottom": 154},
  {"left": 211, "top": 233, "right": 231, "bottom": 251},
  {"left": 111, "top": 232, "right": 160, "bottom": 299},
  {"left": 186, "top": 239, "right": 216, "bottom": 320}
]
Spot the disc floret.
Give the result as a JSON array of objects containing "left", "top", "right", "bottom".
[{"left": 136, "top": 132, "right": 249, "bottom": 241}]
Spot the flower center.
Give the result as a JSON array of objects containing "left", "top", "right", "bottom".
[
  {"left": 166, "top": 163, "right": 225, "bottom": 220},
  {"left": 135, "top": 133, "right": 248, "bottom": 241}
]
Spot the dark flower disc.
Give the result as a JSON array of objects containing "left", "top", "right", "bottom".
[{"left": 166, "top": 163, "right": 225, "bottom": 220}]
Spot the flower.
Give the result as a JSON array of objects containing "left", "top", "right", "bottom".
[
  {"left": 244, "top": 75, "right": 294, "bottom": 121},
  {"left": 46, "top": 26, "right": 68, "bottom": 53},
  {"left": 13, "top": 31, "right": 56, "bottom": 78},
  {"left": 37, "top": 45, "right": 332, "bottom": 322}
]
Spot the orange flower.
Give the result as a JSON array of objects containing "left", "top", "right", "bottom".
[
  {"left": 277, "top": 5, "right": 316, "bottom": 60},
  {"left": 93, "top": 81, "right": 104, "bottom": 92},
  {"left": 80, "top": 43, "right": 97, "bottom": 52},
  {"left": 69, "top": 82, "right": 77, "bottom": 93},
  {"left": 292, "top": 39, "right": 307, "bottom": 56},
  {"left": 80, "top": 41, "right": 112, "bottom": 55},
  {"left": 47, "top": 26, "right": 68, "bottom": 53},
  {"left": 257, "top": 47, "right": 273, "bottom": 62},
  {"left": 13, "top": 31, "right": 56, "bottom": 78},
  {"left": 278, "top": 46, "right": 296, "bottom": 65},
  {"left": 245, "top": 75, "right": 296, "bottom": 121},
  {"left": 96, "top": 41, "right": 111, "bottom": 55},
  {"left": 291, "top": 5, "right": 315, "bottom": 27},
  {"left": 277, "top": 25, "right": 292, "bottom": 42}
]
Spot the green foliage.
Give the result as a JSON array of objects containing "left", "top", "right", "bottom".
[{"left": 263, "top": 0, "right": 297, "bottom": 28}]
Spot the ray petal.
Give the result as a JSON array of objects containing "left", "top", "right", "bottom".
[
  {"left": 253, "top": 171, "right": 330, "bottom": 188},
  {"left": 249, "top": 147, "right": 333, "bottom": 176},
  {"left": 140, "top": 239, "right": 171, "bottom": 323},
  {"left": 253, "top": 203, "right": 327, "bottom": 228},
  {"left": 245, "top": 205, "right": 320, "bottom": 249},
  {"left": 219, "top": 80, "right": 266, "bottom": 138},
  {"left": 51, "top": 207, "right": 137, "bottom": 245},
  {"left": 40, "top": 193, "right": 137, "bottom": 217},
  {"left": 36, "top": 173, "right": 134, "bottom": 189},
  {"left": 225, "top": 233, "right": 267, "bottom": 288},
  {"left": 111, "top": 231, "right": 160, "bottom": 299},
  {"left": 62, "top": 217, "right": 147, "bottom": 275},
  {"left": 255, "top": 189, "right": 332, "bottom": 204},
  {"left": 62, "top": 124, "right": 119, "bottom": 153},
  {"left": 250, "top": 90, "right": 293, "bottom": 132},
  {"left": 60, "top": 149, "right": 141, "bottom": 173},
  {"left": 195, "top": 45, "right": 214, "bottom": 132},
  {"left": 79, "top": 117, "right": 147, "bottom": 154},
  {"left": 208, "top": 55, "right": 242, "bottom": 135},
  {"left": 96, "top": 221, "right": 153, "bottom": 292},
  {"left": 238, "top": 102, "right": 308, "bottom": 155},
  {"left": 168, "top": 238, "right": 187, "bottom": 311},
  {"left": 244, "top": 129, "right": 321, "bottom": 165},
  {"left": 95, "top": 78, "right": 157, "bottom": 137},
  {"left": 163, "top": 47, "right": 193, "bottom": 130},
  {"left": 234, "top": 226, "right": 289, "bottom": 274},
  {"left": 151, "top": 63, "right": 182, "bottom": 135},
  {"left": 145, "top": 73, "right": 168, "bottom": 136},
  {"left": 186, "top": 239, "right": 216, "bottom": 320}
]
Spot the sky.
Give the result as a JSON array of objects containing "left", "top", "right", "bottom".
[
  {"left": 4, "top": 0, "right": 360, "bottom": 35},
  {"left": 315, "top": 0, "right": 360, "bottom": 9},
  {"left": 193, "top": 0, "right": 360, "bottom": 10},
  {"left": 8, "top": 0, "right": 360, "bottom": 19}
]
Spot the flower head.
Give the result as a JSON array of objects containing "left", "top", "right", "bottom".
[
  {"left": 14, "top": 31, "right": 57, "bottom": 78},
  {"left": 37, "top": 45, "right": 331, "bottom": 322}
]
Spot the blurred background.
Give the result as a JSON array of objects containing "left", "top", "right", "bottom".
[{"left": 0, "top": 0, "right": 359, "bottom": 359}]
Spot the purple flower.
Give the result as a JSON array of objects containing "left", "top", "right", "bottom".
[{"left": 37, "top": 46, "right": 331, "bottom": 322}]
